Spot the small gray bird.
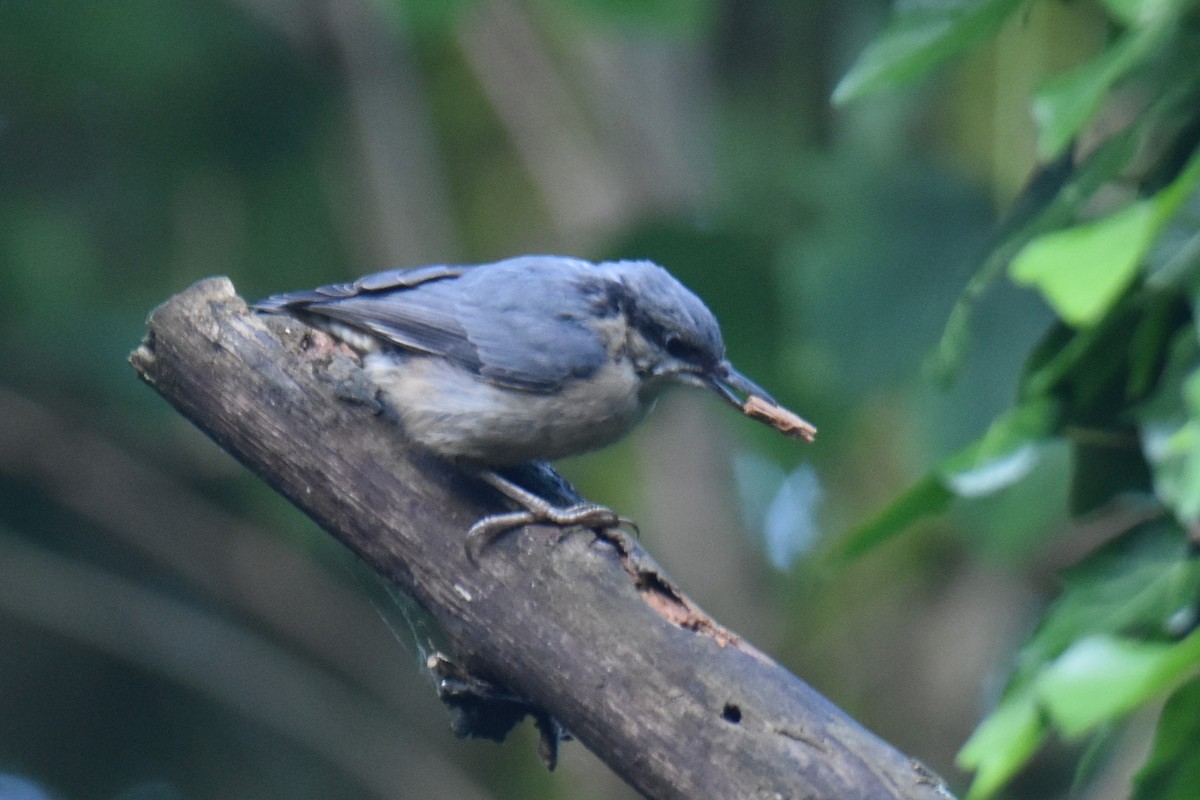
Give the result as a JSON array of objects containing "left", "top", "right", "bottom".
[{"left": 255, "top": 255, "right": 815, "bottom": 553}]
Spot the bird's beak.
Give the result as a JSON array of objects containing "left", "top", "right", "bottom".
[
  {"left": 687, "top": 361, "right": 817, "bottom": 443},
  {"left": 704, "top": 361, "right": 777, "bottom": 409}
]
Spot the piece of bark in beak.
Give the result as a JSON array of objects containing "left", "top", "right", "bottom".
[{"left": 741, "top": 395, "right": 818, "bottom": 443}]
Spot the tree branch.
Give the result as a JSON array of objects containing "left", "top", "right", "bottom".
[{"left": 130, "top": 277, "right": 954, "bottom": 800}]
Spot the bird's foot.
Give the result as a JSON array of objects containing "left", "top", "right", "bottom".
[{"left": 465, "top": 470, "right": 636, "bottom": 562}]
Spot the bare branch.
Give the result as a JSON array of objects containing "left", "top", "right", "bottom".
[{"left": 130, "top": 277, "right": 954, "bottom": 800}]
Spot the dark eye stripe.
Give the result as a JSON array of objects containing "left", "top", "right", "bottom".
[{"left": 665, "top": 336, "right": 703, "bottom": 363}]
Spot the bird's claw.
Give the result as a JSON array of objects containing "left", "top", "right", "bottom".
[
  {"left": 464, "top": 469, "right": 640, "bottom": 563},
  {"left": 544, "top": 502, "right": 621, "bottom": 529},
  {"left": 465, "top": 501, "right": 635, "bottom": 563}
]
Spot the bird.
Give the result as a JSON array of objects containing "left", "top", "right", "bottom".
[{"left": 254, "top": 255, "right": 815, "bottom": 556}]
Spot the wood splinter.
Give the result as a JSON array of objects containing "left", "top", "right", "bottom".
[{"left": 743, "top": 395, "right": 818, "bottom": 443}]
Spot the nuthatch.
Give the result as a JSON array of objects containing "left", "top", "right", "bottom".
[{"left": 255, "top": 256, "right": 815, "bottom": 554}]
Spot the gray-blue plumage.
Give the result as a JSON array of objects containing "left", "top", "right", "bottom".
[
  {"left": 257, "top": 258, "right": 601, "bottom": 391},
  {"left": 255, "top": 255, "right": 781, "bottom": 466},
  {"left": 257, "top": 256, "right": 724, "bottom": 394}
]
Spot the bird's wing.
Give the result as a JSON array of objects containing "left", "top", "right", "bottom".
[
  {"left": 255, "top": 257, "right": 613, "bottom": 393},
  {"left": 253, "top": 263, "right": 470, "bottom": 309}
]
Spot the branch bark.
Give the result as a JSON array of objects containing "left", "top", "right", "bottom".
[{"left": 130, "top": 277, "right": 955, "bottom": 800}]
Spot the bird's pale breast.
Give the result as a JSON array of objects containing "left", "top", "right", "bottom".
[{"left": 363, "top": 352, "right": 649, "bottom": 465}]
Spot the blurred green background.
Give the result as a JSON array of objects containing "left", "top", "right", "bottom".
[{"left": 4, "top": 1, "right": 1196, "bottom": 799}]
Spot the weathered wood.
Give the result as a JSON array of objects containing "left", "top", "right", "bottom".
[{"left": 130, "top": 277, "right": 954, "bottom": 800}]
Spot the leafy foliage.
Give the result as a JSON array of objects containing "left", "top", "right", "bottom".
[
  {"left": 1132, "top": 676, "right": 1200, "bottom": 800},
  {"left": 832, "top": 0, "right": 1028, "bottom": 104},
  {"left": 838, "top": 1, "right": 1200, "bottom": 797}
]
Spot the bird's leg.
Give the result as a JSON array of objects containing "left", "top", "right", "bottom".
[{"left": 466, "top": 469, "right": 635, "bottom": 561}]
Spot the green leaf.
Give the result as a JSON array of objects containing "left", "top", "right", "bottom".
[
  {"left": 959, "top": 521, "right": 1200, "bottom": 796},
  {"left": 938, "top": 399, "right": 1059, "bottom": 496},
  {"left": 958, "top": 687, "right": 1045, "bottom": 800},
  {"left": 832, "top": 0, "right": 1027, "bottom": 104},
  {"left": 1145, "top": 414, "right": 1200, "bottom": 523},
  {"left": 1143, "top": 418, "right": 1200, "bottom": 523},
  {"left": 834, "top": 399, "right": 1059, "bottom": 559},
  {"left": 1010, "top": 199, "right": 1158, "bottom": 325},
  {"left": 1037, "top": 630, "right": 1200, "bottom": 737},
  {"left": 1100, "top": 0, "right": 1145, "bottom": 25},
  {"left": 1032, "top": 22, "right": 1169, "bottom": 159},
  {"left": 1140, "top": 332, "right": 1200, "bottom": 524},
  {"left": 1101, "top": 0, "right": 1189, "bottom": 28},
  {"left": 1132, "top": 677, "right": 1200, "bottom": 800},
  {"left": 1126, "top": 293, "right": 1187, "bottom": 402},
  {"left": 1018, "top": 298, "right": 1143, "bottom": 406},
  {"left": 925, "top": 295, "right": 973, "bottom": 387},
  {"left": 1010, "top": 147, "right": 1200, "bottom": 327},
  {"left": 930, "top": 125, "right": 1142, "bottom": 384},
  {"left": 1016, "top": 521, "right": 1200, "bottom": 675},
  {"left": 1145, "top": 225, "right": 1200, "bottom": 292},
  {"left": 832, "top": 475, "right": 953, "bottom": 562}
]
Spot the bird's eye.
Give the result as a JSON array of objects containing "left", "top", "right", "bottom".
[{"left": 665, "top": 335, "right": 701, "bottom": 362}]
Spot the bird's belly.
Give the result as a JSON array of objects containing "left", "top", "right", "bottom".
[{"left": 363, "top": 354, "right": 647, "bottom": 465}]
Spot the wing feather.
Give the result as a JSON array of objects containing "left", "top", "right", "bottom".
[{"left": 255, "top": 256, "right": 613, "bottom": 393}]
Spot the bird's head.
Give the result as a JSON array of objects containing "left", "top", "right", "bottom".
[{"left": 601, "top": 261, "right": 812, "bottom": 442}]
